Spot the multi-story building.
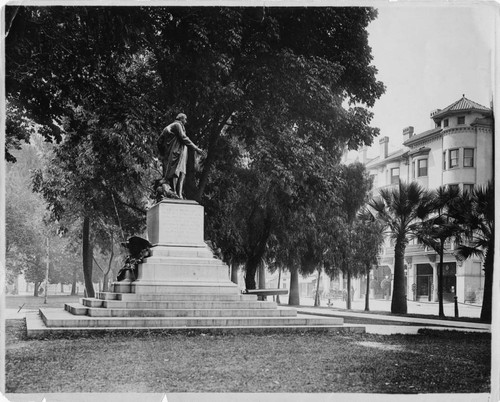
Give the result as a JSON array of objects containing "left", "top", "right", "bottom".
[{"left": 362, "top": 95, "right": 493, "bottom": 304}]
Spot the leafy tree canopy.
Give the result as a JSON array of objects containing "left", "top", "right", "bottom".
[
  {"left": 5, "top": 138, "right": 83, "bottom": 292},
  {"left": 7, "top": 6, "right": 385, "bottom": 294},
  {"left": 7, "top": 6, "right": 384, "bottom": 197}
]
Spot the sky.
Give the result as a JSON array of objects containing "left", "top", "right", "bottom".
[{"left": 358, "top": 3, "right": 496, "bottom": 160}]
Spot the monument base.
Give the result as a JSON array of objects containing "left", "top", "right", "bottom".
[
  {"left": 116, "top": 199, "right": 239, "bottom": 295},
  {"left": 28, "top": 199, "right": 355, "bottom": 336},
  {"left": 129, "top": 243, "right": 239, "bottom": 294}
]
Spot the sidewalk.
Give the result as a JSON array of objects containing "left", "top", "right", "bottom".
[
  {"left": 284, "top": 296, "right": 490, "bottom": 335},
  {"left": 293, "top": 296, "right": 483, "bottom": 318},
  {"left": 294, "top": 307, "right": 490, "bottom": 334},
  {"left": 4, "top": 307, "right": 39, "bottom": 320}
]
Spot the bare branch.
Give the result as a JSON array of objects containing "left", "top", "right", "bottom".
[
  {"left": 5, "top": 6, "right": 20, "bottom": 38},
  {"left": 92, "top": 257, "right": 104, "bottom": 273}
]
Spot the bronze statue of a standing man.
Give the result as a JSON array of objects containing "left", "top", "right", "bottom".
[{"left": 157, "top": 113, "right": 206, "bottom": 199}]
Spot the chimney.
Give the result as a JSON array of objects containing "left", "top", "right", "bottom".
[
  {"left": 430, "top": 109, "right": 442, "bottom": 128},
  {"left": 379, "top": 136, "right": 389, "bottom": 159},
  {"left": 403, "top": 126, "right": 414, "bottom": 143},
  {"left": 359, "top": 146, "right": 368, "bottom": 164},
  {"left": 430, "top": 109, "right": 442, "bottom": 118}
]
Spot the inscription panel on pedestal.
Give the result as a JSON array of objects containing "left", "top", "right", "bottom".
[{"left": 147, "top": 200, "right": 204, "bottom": 246}]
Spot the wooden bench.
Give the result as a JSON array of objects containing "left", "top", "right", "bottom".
[
  {"left": 325, "top": 290, "right": 344, "bottom": 306},
  {"left": 243, "top": 289, "right": 288, "bottom": 301}
]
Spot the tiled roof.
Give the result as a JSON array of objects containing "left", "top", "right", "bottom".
[
  {"left": 403, "top": 127, "right": 442, "bottom": 146},
  {"left": 432, "top": 95, "right": 491, "bottom": 120}
]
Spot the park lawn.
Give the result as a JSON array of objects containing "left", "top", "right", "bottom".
[{"left": 6, "top": 320, "right": 490, "bottom": 394}]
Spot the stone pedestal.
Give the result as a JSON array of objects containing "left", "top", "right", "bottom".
[
  {"left": 147, "top": 199, "right": 205, "bottom": 247},
  {"left": 130, "top": 199, "right": 239, "bottom": 295},
  {"left": 30, "top": 199, "right": 353, "bottom": 337}
]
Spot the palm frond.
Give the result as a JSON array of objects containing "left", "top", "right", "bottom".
[{"left": 455, "top": 244, "right": 484, "bottom": 261}]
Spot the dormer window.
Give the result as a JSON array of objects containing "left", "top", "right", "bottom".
[
  {"left": 457, "top": 116, "right": 465, "bottom": 125},
  {"left": 443, "top": 119, "right": 449, "bottom": 128}
]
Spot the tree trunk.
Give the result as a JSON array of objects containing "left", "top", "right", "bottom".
[
  {"left": 13, "top": 275, "right": 19, "bottom": 295},
  {"left": 276, "top": 267, "right": 282, "bottom": 304},
  {"left": 288, "top": 267, "right": 300, "bottom": 305},
  {"left": 258, "top": 263, "right": 266, "bottom": 289},
  {"left": 244, "top": 222, "right": 272, "bottom": 290},
  {"left": 364, "top": 269, "right": 370, "bottom": 311},
  {"left": 480, "top": 241, "right": 493, "bottom": 322},
  {"left": 244, "top": 256, "right": 259, "bottom": 290},
  {"left": 44, "top": 237, "right": 49, "bottom": 304},
  {"left": 346, "top": 271, "right": 352, "bottom": 310},
  {"left": 438, "top": 242, "right": 445, "bottom": 318},
  {"left": 194, "top": 115, "right": 232, "bottom": 201},
  {"left": 314, "top": 267, "right": 321, "bottom": 307},
  {"left": 257, "top": 263, "right": 267, "bottom": 300},
  {"left": 71, "top": 263, "right": 77, "bottom": 295},
  {"left": 103, "top": 272, "right": 109, "bottom": 292},
  {"left": 391, "top": 240, "right": 407, "bottom": 314},
  {"left": 230, "top": 263, "right": 239, "bottom": 284},
  {"left": 103, "top": 233, "right": 114, "bottom": 293},
  {"left": 33, "top": 281, "right": 40, "bottom": 297},
  {"left": 184, "top": 148, "right": 197, "bottom": 201},
  {"left": 82, "top": 216, "right": 95, "bottom": 298}
]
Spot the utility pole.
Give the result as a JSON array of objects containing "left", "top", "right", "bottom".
[{"left": 44, "top": 236, "right": 49, "bottom": 304}]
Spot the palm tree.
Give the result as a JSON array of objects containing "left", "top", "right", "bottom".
[
  {"left": 451, "top": 182, "right": 494, "bottom": 322},
  {"left": 414, "top": 186, "right": 461, "bottom": 317},
  {"left": 368, "top": 180, "right": 432, "bottom": 314}
]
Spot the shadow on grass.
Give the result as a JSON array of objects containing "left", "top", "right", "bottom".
[{"left": 5, "top": 319, "right": 491, "bottom": 394}]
